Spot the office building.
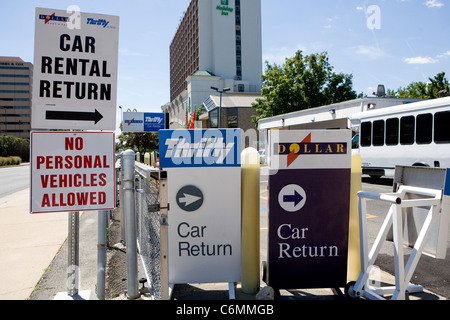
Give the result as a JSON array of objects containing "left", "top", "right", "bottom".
[
  {"left": 0, "top": 57, "right": 33, "bottom": 138},
  {"left": 166, "top": 0, "right": 262, "bottom": 128}
]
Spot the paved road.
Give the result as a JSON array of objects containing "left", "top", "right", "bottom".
[{"left": 0, "top": 164, "right": 30, "bottom": 198}]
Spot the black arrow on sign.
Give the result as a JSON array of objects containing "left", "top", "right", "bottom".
[
  {"left": 46, "top": 109, "right": 104, "bottom": 124},
  {"left": 283, "top": 190, "right": 303, "bottom": 207}
]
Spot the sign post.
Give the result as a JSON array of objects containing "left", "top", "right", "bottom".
[
  {"left": 159, "top": 129, "right": 242, "bottom": 297},
  {"left": 32, "top": 8, "right": 119, "bottom": 131},
  {"left": 265, "top": 130, "right": 352, "bottom": 290},
  {"left": 31, "top": 7, "right": 119, "bottom": 300},
  {"left": 68, "top": 211, "right": 80, "bottom": 296}
]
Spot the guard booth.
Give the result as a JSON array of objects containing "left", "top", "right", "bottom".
[
  {"left": 159, "top": 129, "right": 242, "bottom": 299},
  {"left": 263, "top": 129, "right": 352, "bottom": 292}
]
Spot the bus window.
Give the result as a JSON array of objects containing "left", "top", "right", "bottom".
[
  {"left": 416, "top": 113, "right": 432, "bottom": 144},
  {"left": 434, "top": 111, "right": 450, "bottom": 143},
  {"left": 352, "top": 133, "right": 359, "bottom": 149},
  {"left": 400, "top": 116, "right": 415, "bottom": 145},
  {"left": 386, "top": 118, "right": 399, "bottom": 146},
  {"left": 361, "top": 122, "right": 372, "bottom": 147},
  {"left": 373, "top": 120, "right": 385, "bottom": 146}
]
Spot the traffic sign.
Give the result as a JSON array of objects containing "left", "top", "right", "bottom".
[
  {"left": 32, "top": 8, "right": 119, "bottom": 130},
  {"left": 30, "top": 131, "right": 116, "bottom": 214}
]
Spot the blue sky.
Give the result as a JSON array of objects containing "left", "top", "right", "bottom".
[{"left": 1, "top": 0, "right": 449, "bottom": 130}]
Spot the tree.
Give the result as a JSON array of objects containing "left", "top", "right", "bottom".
[
  {"left": 428, "top": 72, "right": 449, "bottom": 98},
  {"left": 0, "top": 135, "right": 30, "bottom": 162},
  {"left": 252, "top": 51, "right": 357, "bottom": 123},
  {"left": 117, "top": 131, "right": 159, "bottom": 153},
  {"left": 396, "top": 82, "right": 429, "bottom": 99},
  {"left": 396, "top": 72, "right": 449, "bottom": 99}
]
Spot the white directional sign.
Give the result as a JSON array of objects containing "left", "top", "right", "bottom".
[
  {"left": 159, "top": 129, "right": 242, "bottom": 285},
  {"left": 32, "top": 8, "right": 119, "bottom": 130},
  {"left": 30, "top": 131, "right": 116, "bottom": 214}
]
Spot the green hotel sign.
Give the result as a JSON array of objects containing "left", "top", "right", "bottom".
[{"left": 217, "top": 0, "right": 233, "bottom": 16}]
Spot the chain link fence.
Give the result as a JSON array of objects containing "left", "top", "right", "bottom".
[{"left": 134, "top": 162, "right": 169, "bottom": 300}]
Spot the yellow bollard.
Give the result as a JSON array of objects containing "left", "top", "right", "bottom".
[
  {"left": 347, "top": 153, "right": 362, "bottom": 282},
  {"left": 144, "top": 152, "right": 150, "bottom": 166},
  {"left": 241, "top": 147, "right": 260, "bottom": 294},
  {"left": 151, "top": 151, "right": 156, "bottom": 167}
]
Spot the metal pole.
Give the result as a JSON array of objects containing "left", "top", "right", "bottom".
[
  {"left": 119, "top": 152, "right": 126, "bottom": 244},
  {"left": 219, "top": 92, "right": 222, "bottom": 128},
  {"left": 68, "top": 211, "right": 80, "bottom": 296},
  {"left": 122, "top": 149, "right": 139, "bottom": 299},
  {"left": 96, "top": 210, "right": 109, "bottom": 300},
  {"left": 159, "top": 171, "right": 170, "bottom": 300}
]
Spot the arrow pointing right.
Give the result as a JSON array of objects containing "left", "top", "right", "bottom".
[
  {"left": 179, "top": 193, "right": 202, "bottom": 207},
  {"left": 46, "top": 109, "right": 104, "bottom": 124},
  {"left": 283, "top": 190, "right": 303, "bottom": 207}
]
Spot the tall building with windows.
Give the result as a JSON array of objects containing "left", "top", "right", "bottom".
[
  {"left": 166, "top": 0, "right": 262, "bottom": 128},
  {"left": 0, "top": 57, "right": 33, "bottom": 138}
]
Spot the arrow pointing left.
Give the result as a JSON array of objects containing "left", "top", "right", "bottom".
[{"left": 46, "top": 109, "right": 104, "bottom": 124}]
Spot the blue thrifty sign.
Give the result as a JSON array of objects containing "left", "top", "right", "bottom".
[
  {"left": 159, "top": 129, "right": 241, "bottom": 168},
  {"left": 122, "top": 112, "right": 165, "bottom": 132}
]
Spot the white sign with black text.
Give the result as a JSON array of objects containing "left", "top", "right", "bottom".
[
  {"left": 159, "top": 129, "right": 242, "bottom": 284},
  {"left": 32, "top": 8, "right": 119, "bottom": 130}
]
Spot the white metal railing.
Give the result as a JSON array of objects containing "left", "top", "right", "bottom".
[{"left": 348, "top": 166, "right": 449, "bottom": 300}]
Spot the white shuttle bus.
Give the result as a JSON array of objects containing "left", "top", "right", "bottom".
[{"left": 351, "top": 97, "right": 450, "bottom": 178}]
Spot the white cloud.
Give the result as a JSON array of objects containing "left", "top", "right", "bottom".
[
  {"left": 403, "top": 56, "right": 438, "bottom": 64},
  {"left": 263, "top": 45, "right": 307, "bottom": 64},
  {"left": 437, "top": 50, "right": 450, "bottom": 58},
  {"left": 425, "top": 0, "right": 444, "bottom": 8},
  {"left": 355, "top": 45, "right": 387, "bottom": 60},
  {"left": 324, "top": 16, "right": 339, "bottom": 29},
  {"left": 356, "top": 6, "right": 364, "bottom": 11}
]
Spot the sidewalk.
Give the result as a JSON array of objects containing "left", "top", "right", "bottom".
[
  {"left": 28, "top": 209, "right": 99, "bottom": 300},
  {"left": 0, "top": 188, "right": 67, "bottom": 299}
]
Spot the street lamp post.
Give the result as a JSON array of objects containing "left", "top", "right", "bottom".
[{"left": 211, "top": 86, "right": 230, "bottom": 128}]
